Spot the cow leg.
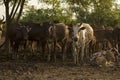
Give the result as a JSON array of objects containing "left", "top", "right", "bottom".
[
  {"left": 23, "top": 40, "right": 27, "bottom": 51},
  {"left": 10, "top": 40, "right": 16, "bottom": 59},
  {"left": 54, "top": 41, "right": 57, "bottom": 62},
  {"left": 118, "top": 42, "right": 120, "bottom": 53},
  {"left": 47, "top": 44, "right": 51, "bottom": 62},
  {"left": 10, "top": 40, "right": 14, "bottom": 53},
  {"left": 48, "top": 41, "right": 56, "bottom": 62},
  {"left": 84, "top": 46, "right": 88, "bottom": 63},
  {"left": 73, "top": 47, "right": 77, "bottom": 64},
  {"left": 85, "top": 41, "right": 92, "bottom": 64},
  {"left": 41, "top": 40, "right": 47, "bottom": 60},
  {"left": 74, "top": 49, "right": 79, "bottom": 64},
  {"left": 30, "top": 41, "right": 34, "bottom": 53},
  {"left": 13, "top": 41, "right": 20, "bottom": 60},
  {"left": 62, "top": 40, "right": 68, "bottom": 62},
  {"left": 72, "top": 43, "right": 79, "bottom": 64},
  {"left": 115, "top": 42, "right": 119, "bottom": 51},
  {"left": 76, "top": 48, "right": 79, "bottom": 64},
  {"left": 47, "top": 42, "right": 53, "bottom": 62},
  {"left": 80, "top": 45, "right": 85, "bottom": 65},
  {"left": 31, "top": 41, "right": 37, "bottom": 53}
]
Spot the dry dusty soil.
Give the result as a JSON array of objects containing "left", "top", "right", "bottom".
[{"left": 0, "top": 53, "right": 119, "bottom": 80}]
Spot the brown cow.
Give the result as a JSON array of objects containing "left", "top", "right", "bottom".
[
  {"left": 20, "top": 22, "right": 50, "bottom": 54},
  {"left": 90, "top": 24, "right": 105, "bottom": 31},
  {"left": 48, "top": 23, "right": 69, "bottom": 62},
  {"left": 8, "top": 22, "right": 30, "bottom": 59},
  {"left": 112, "top": 27, "right": 120, "bottom": 52}
]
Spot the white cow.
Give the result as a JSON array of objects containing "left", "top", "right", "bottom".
[
  {"left": 0, "top": 16, "right": 4, "bottom": 40},
  {"left": 90, "top": 48, "right": 120, "bottom": 67},
  {"left": 72, "top": 23, "right": 95, "bottom": 65}
]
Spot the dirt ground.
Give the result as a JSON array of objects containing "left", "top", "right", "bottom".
[
  {"left": 0, "top": 36, "right": 120, "bottom": 80},
  {"left": 0, "top": 53, "right": 119, "bottom": 80}
]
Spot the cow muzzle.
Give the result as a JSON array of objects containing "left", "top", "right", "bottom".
[{"left": 73, "top": 37, "right": 78, "bottom": 42}]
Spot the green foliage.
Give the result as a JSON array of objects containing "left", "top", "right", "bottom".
[
  {"left": 67, "top": 0, "right": 120, "bottom": 27},
  {"left": 21, "top": 4, "right": 73, "bottom": 23},
  {"left": 17, "top": 0, "right": 120, "bottom": 27}
]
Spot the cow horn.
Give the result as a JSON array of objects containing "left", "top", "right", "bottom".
[
  {"left": 1, "top": 15, "right": 4, "bottom": 22},
  {"left": 48, "top": 26, "right": 52, "bottom": 32},
  {"left": 79, "top": 23, "right": 82, "bottom": 26},
  {"left": 77, "top": 23, "right": 82, "bottom": 27}
]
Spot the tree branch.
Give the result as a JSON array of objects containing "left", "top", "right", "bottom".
[
  {"left": 16, "top": 0, "right": 25, "bottom": 22},
  {"left": 9, "top": 0, "right": 17, "bottom": 19},
  {"left": 11, "top": 0, "right": 21, "bottom": 20}
]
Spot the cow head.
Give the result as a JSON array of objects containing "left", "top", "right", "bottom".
[
  {"left": 17, "top": 23, "right": 31, "bottom": 40},
  {"left": 110, "top": 48, "right": 120, "bottom": 57},
  {"left": 106, "top": 48, "right": 120, "bottom": 62},
  {"left": 72, "top": 23, "right": 86, "bottom": 42}
]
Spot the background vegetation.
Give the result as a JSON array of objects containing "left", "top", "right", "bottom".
[
  {"left": 1, "top": 0, "right": 120, "bottom": 27},
  {"left": 19, "top": 0, "right": 120, "bottom": 27}
]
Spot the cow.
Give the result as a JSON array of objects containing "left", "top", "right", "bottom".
[
  {"left": 90, "top": 48, "right": 120, "bottom": 67},
  {"left": 0, "top": 16, "right": 5, "bottom": 40},
  {"left": 90, "top": 24, "right": 105, "bottom": 31},
  {"left": 112, "top": 27, "right": 120, "bottom": 52},
  {"left": 20, "top": 22, "right": 51, "bottom": 58},
  {"left": 47, "top": 22, "right": 70, "bottom": 62},
  {"left": 8, "top": 22, "right": 30, "bottom": 59},
  {"left": 0, "top": 15, "right": 4, "bottom": 26},
  {"left": 93, "top": 30, "right": 114, "bottom": 52},
  {"left": 72, "top": 23, "right": 95, "bottom": 65}
]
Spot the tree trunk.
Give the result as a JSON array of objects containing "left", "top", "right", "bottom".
[
  {"left": 4, "top": 0, "right": 11, "bottom": 52},
  {"left": 11, "top": 0, "right": 21, "bottom": 20},
  {"left": 0, "top": 0, "right": 26, "bottom": 52}
]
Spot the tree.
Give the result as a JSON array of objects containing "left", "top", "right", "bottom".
[
  {"left": 66, "top": 0, "right": 120, "bottom": 27},
  {"left": 21, "top": 1, "right": 73, "bottom": 23},
  {"left": 37, "top": 0, "right": 73, "bottom": 22},
  {"left": 0, "top": 0, "right": 26, "bottom": 51}
]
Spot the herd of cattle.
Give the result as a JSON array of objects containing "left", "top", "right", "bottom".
[{"left": 0, "top": 17, "right": 120, "bottom": 67}]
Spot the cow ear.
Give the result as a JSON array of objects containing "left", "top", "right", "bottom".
[
  {"left": 48, "top": 26, "right": 53, "bottom": 32},
  {"left": 78, "top": 23, "right": 82, "bottom": 27},
  {"left": 78, "top": 27, "right": 86, "bottom": 32}
]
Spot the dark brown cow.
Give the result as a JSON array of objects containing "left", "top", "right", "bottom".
[
  {"left": 8, "top": 22, "right": 29, "bottom": 59},
  {"left": 112, "top": 27, "right": 120, "bottom": 52},
  {"left": 48, "top": 23, "right": 69, "bottom": 62},
  {"left": 90, "top": 24, "right": 105, "bottom": 31},
  {"left": 93, "top": 30, "right": 114, "bottom": 52},
  {"left": 20, "top": 22, "right": 50, "bottom": 57}
]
